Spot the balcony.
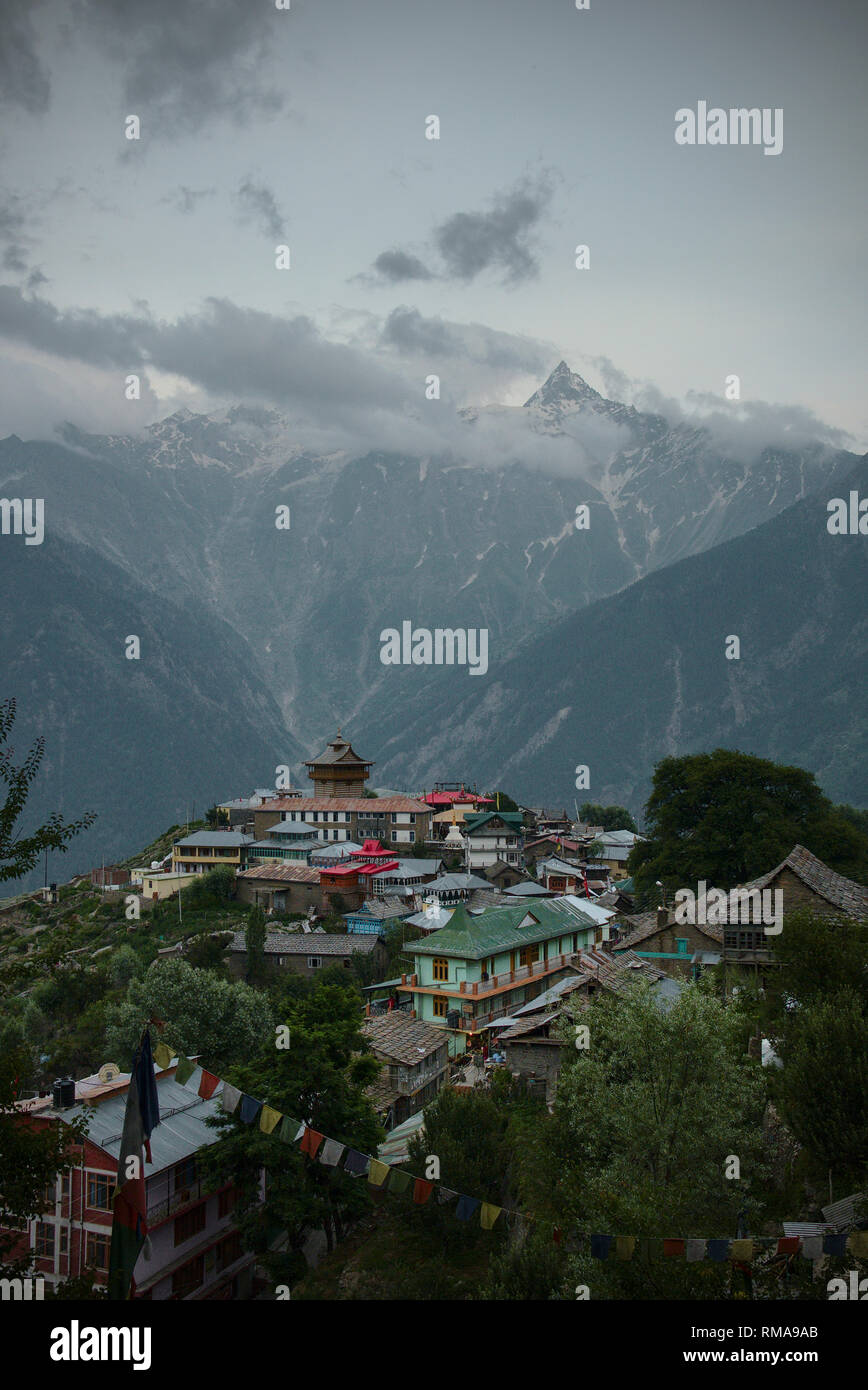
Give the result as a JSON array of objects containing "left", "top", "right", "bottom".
[
  {"left": 147, "top": 1179, "right": 205, "bottom": 1225},
  {"left": 400, "top": 950, "right": 577, "bottom": 1001}
]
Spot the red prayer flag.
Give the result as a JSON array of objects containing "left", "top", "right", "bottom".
[
  {"left": 198, "top": 1069, "right": 219, "bottom": 1099},
  {"left": 413, "top": 1179, "right": 433, "bottom": 1205},
  {"left": 776, "top": 1237, "right": 800, "bottom": 1256},
  {"left": 663, "top": 1239, "right": 685, "bottom": 1257},
  {"left": 300, "top": 1127, "right": 324, "bottom": 1159}
]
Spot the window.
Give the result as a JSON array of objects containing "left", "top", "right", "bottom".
[
  {"left": 307, "top": 956, "right": 322, "bottom": 969},
  {"left": 676, "top": 938, "right": 689, "bottom": 955},
  {"left": 432, "top": 996, "right": 448, "bottom": 1017},
  {"left": 218, "top": 1188, "right": 237, "bottom": 1219},
  {"left": 216, "top": 1231, "right": 242, "bottom": 1272},
  {"left": 172, "top": 1254, "right": 204, "bottom": 1299},
  {"left": 519, "top": 944, "right": 539, "bottom": 968},
  {"left": 432, "top": 957, "right": 448, "bottom": 982},
  {"left": 87, "top": 1173, "right": 114, "bottom": 1212},
  {"left": 85, "top": 1231, "right": 110, "bottom": 1270},
  {"left": 59, "top": 1226, "right": 69, "bottom": 1256},
  {"left": 35, "top": 1222, "right": 55, "bottom": 1258},
  {"left": 174, "top": 1157, "right": 196, "bottom": 1192},
  {"left": 174, "top": 1203, "right": 206, "bottom": 1246}
]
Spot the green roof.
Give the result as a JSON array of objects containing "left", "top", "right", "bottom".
[{"left": 412, "top": 898, "right": 599, "bottom": 961}]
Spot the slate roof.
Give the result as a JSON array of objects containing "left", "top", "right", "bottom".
[
  {"left": 462, "top": 811, "right": 524, "bottom": 835},
  {"left": 346, "top": 898, "right": 412, "bottom": 921},
  {"left": 305, "top": 735, "right": 371, "bottom": 768},
  {"left": 362, "top": 1013, "right": 448, "bottom": 1064},
  {"left": 426, "top": 872, "right": 494, "bottom": 893},
  {"left": 615, "top": 910, "right": 723, "bottom": 949},
  {"left": 266, "top": 796, "right": 429, "bottom": 813},
  {"left": 412, "top": 897, "right": 603, "bottom": 960},
  {"left": 743, "top": 844, "right": 868, "bottom": 919},
  {"left": 173, "top": 831, "right": 253, "bottom": 848},
  {"left": 504, "top": 881, "right": 554, "bottom": 896},
  {"left": 237, "top": 863, "right": 320, "bottom": 883},
  {"left": 228, "top": 931, "right": 381, "bottom": 956}
]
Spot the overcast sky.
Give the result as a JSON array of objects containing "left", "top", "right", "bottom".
[{"left": 0, "top": 0, "right": 865, "bottom": 450}]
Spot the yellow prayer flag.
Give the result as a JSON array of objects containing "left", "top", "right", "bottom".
[
  {"left": 730, "top": 1240, "right": 754, "bottom": 1261},
  {"left": 367, "top": 1159, "right": 390, "bottom": 1188},
  {"left": 260, "top": 1104, "right": 282, "bottom": 1135},
  {"left": 848, "top": 1231, "right": 868, "bottom": 1258},
  {"left": 615, "top": 1236, "right": 636, "bottom": 1260},
  {"left": 480, "top": 1203, "right": 501, "bottom": 1230},
  {"left": 153, "top": 1042, "right": 173, "bottom": 1070}
]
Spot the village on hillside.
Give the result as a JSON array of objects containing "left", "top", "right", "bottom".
[{"left": 1, "top": 730, "right": 867, "bottom": 1305}]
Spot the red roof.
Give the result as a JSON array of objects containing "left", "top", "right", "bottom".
[
  {"left": 422, "top": 790, "right": 494, "bottom": 806},
  {"left": 320, "top": 864, "right": 361, "bottom": 879},
  {"left": 357, "top": 860, "right": 399, "bottom": 876}
]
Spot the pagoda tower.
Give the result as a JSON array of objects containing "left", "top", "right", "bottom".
[{"left": 304, "top": 730, "right": 373, "bottom": 798}]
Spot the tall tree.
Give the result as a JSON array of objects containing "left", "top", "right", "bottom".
[
  {"left": 549, "top": 981, "right": 772, "bottom": 1297},
  {"left": 0, "top": 697, "right": 95, "bottom": 883},
  {"left": 630, "top": 749, "right": 868, "bottom": 897},
  {"left": 200, "top": 976, "right": 381, "bottom": 1285},
  {"left": 244, "top": 904, "right": 268, "bottom": 985}
]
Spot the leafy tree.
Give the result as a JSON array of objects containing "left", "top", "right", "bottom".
[
  {"left": 180, "top": 865, "right": 237, "bottom": 908},
  {"left": 106, "top": 945, "right": 143, "bottom": 991},
  {"left": 485, "top": 790, "right": 519, "bottom": 813},
  {"left": 105, "top": 957, "right": 271, "bottom": 1071},
  {"left": 200, "top": 976, "right": 382, "bottom": 1283},
  {"left": 205, "top": 804, "right": 229, "bottom": 828},
  {"left": 579, "top": 802, "right": 638, "bottom": 833},
  {"left": 630, "top": 749, "right": 868, "bottom": 898},
  {"left": 185, "top": 930, "right": 233, "bottom": 973},
  {"left": 0, "top": 697, "right": 95, "bottom": 883},
  {"left": 771, "top": 990, "right": 868, "bottom": 1187},
  {"left": 763, "top": 909, "right": 868, "bottom": 1026},
  {"left": 0, "top": 1047, "right": 88, "bottom": 1276},
  {"left": 549, "top": 982, "right": 771, "bottom": 1298},
  {"left": 483, "top": 1226, "right": 570, "bottom": 1300},
  {"left": 244, "top": 904, "right": 268, "bottom": 985}
]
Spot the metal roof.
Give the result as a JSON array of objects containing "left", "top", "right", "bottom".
[
  {"left": 65, "top": 1071, "right": 225, "bottom": 1175},
  {"left": 173, "top": 831, "right": 253, "bottom": 847},
  {"left": 229, "top": 931, "right": 382, "bottom": 956},
  {"left": 411, "top": 897, "right": 604, "bottom": 960}
]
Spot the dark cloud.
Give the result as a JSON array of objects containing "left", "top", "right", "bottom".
[
  {"left": 233, "top": 178, "right": 286, "bottom": 241},
  {"left": 0, "top": 3, "right": 51, "bottom": 113},
  {"left": 0, "top": 194, "right": 39, "bottom": 282},
  {"left": 161, "top": 185, "right": 217, "bottom": 215},
  {"left": 433, "top": 176, "right": 555, "bottom": 285},
  {"left": 82, "top": 0, "right": 286, "bottom": 133},
  {"left": 0, "top": 287, "right": 408, "bottom": 419},
  {"left": 370, "top": 250, "right": 433, "bottom": 283},
  {"left": 380, "top": 307, "right": 551, "bottom": 373},
  {"left": 367, "top": 175, "right": 556, "bottom": 287}
]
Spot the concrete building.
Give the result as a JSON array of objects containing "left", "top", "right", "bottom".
[
  {"left": 171, "top": 830, "right": 253, "bottom": 876},
  {"left": 5, "top": 1063, "right": 253, "bottom": 1300}
]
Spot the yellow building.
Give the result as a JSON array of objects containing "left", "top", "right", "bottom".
[
  {"left": 171, "top": 831, "right": 253, "bottom": 875},
  {"left": 138, "top": 871, "right": 198, "bottom": 902}
]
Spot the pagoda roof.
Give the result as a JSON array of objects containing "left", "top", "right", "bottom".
[{"left": 305, "top": 731, "right": 373, "bottom": 769}]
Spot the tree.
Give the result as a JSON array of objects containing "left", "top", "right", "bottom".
[
  {"left": 0, "top": 1047, "right": 88, "bottom": 1276},
  {"left": 106, "top": 945, "right": 143, "bottom": 991},
  {"left": 0, "top": 697, "right": 95, "bottom": 883},
  {"left": 771, "top": 991, "right": 868, "bottom": 1187},
  {"left": 548, "top": 982, "right": 771, "bottom": 1298},
  {"left": 185, "top": 931, "right": 233, "bottom": 973},
  {"left": 629, "top": 749, "right": 868, "bottom": 899},
  {"left": 199, "top": 976, "right": 382, "bottom": 1283},
  {"left": 579, "top": 802, "right": 637, "bottom": 833},
  {"left": 244, "top": 904, "right": 268, "bottom": 985},
  {"left": 180, "top": 866, "right": 236, "bottom": 908},
  {"left": 105, "top": 957, "right": 271, "bottom": 1072},
  {"left": 205, "top": 805, "right": 229, "bottom": 828}
]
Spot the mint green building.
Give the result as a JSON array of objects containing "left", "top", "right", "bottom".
[{"left": 396, "top": 897, "right": 614, "bottom": 1056}]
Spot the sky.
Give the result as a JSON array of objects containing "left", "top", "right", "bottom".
[{"left": 0, "top": 0, "right": 865, "bottom": 451}]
